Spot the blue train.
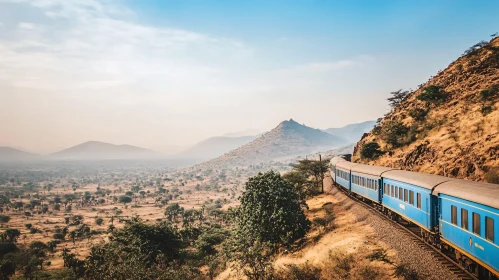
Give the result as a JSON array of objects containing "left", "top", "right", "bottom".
[{"left": 330, "top": 156, "right": 499, "bottom": 280}]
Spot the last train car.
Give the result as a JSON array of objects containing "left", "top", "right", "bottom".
[
  {"left": 434, "top": 180, "right": 499, "bottom": 279},
  {"left": 334, "top": 160, "right": 358, "bottom": 191},
  {"left": 329, "top": 157, "right": 346, "bottom": 183},
  {"left": 381, "top": 170, "right": 451, "bottom": 234},
  {"left": 350, "top": 164, "right": 395, "bottom": 204}
]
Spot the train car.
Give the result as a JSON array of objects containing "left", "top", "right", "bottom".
[
  {"left": 434, "top": 180, "right": 499, "bottom": 279},
  {"left": 350, "top": 164, "right": 395, "bottom": 204},
  {"left": 329, "top": 157, "right": 346, "bottom": 183},
  {"left": 381, "top": 170, "right": 451, "bottom": 235},
  {"left": 334, "top": 160, "right": 358, "bottom": 191}
]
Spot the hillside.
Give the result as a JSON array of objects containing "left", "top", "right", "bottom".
[
  {"left": 175, "top": 135, "right": 256, "bottom": 160},
  {"left": 353, "top": 37, "right": 499, "bottom": 181},
  {"left": 324, "top": 120, "right": 376, "bottom": 143},
  {"left": 195, "top": 119, "right": 346, "bottom": 169},
  {"left": 49, "top": 141, "right": 161, "bottom": 160},
  {"left": 0, "top": 147, "right": 39, "bottom": 162}
]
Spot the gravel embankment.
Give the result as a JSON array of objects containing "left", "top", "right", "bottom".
[{"left": 344, "top": 192, "right": 459, "bottom": 280}]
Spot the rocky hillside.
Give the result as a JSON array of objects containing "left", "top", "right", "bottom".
[
  {"left": 195, "top": 119, "right": 346, "bottom": 169},
  {"left": 353, "top": 37, "right": 499, "bottom": 181}
]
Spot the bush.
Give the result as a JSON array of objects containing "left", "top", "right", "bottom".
[
  {"left": 409, "top": 108, "right": 428, "bottom": 121},
  {"left": 0, "top": 215, "right": 10, "bottom": 223},
  {"left": 25, "top": 224, "right": 32, "bottom": 229},
  {"left": 360, "top": 142, "right": 383, "bottom": 159},
  {"left": 417, "top": 85, "right": 446, "bottom": 103},
  {"left": 479, "top": 85, "right": 498, "bottom": 101},
  {"left": 95, "top": 217, "right": 104, "bottom": 226},
  {"left": 379, "top": 120, "right": 409, "bottom": 147},
  {"left": 273, "top": 262, "right": 321, "bottom": 280},
  {"left": 481, "top": 105, "right": 494, "bottom": 116},
  {"left": 53, "top": 233, "right": 65, "bottom": 240},
  {"left": 486, "top": 168, "right": 499, "bottom": 184}
]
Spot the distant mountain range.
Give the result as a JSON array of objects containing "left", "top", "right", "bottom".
[
  {"left": 174, "top": 135, "right": 256, "bottom": 161},
  {"left": 0, "top": 147, "right": 39, "bottom": 162},
  {"left": 48, "top": 141, "right": 161, "bottom": 160},
  {"left": 195, "top": 119, "right": 347, "bottom": 169},
  {"left": 1, "top": 120, "right": 375, "bottom": 163},
  {"left": 323, "top": 120, "right": 376, "bottom": 143}
]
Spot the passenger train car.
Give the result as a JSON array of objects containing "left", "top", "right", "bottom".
[{"left": 329, "top": 156, "right": 499, "bottom": 280}]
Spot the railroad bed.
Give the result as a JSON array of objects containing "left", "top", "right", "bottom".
[{"left": 327, "top": 180, "right": 476, "bottom": 280}]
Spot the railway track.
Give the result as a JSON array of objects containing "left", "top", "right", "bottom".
[{"left": 333, "top": 184, "right": 478, "bottom": 280}]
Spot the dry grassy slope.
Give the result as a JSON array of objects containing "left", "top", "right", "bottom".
[
  {"left": 353, "top": 37, "right": 499, "bottom": 181},
  {"left": 195, "top": 119, "right": 345, "bottom": 170}
]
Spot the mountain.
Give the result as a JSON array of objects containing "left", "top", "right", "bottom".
[
  {"left": 0, "top": 147, "right": 39, "bottom": 162},
  {"left": 223, "top": 129, "right": 262, "bottom": 137},
  {"left": 175, "top": 136, "right": 256, "bottom": 161},
  {"left": 324, "top": 120, "right": 376, "bottom": 143},
  {"left": 195, "top": 119, "right": 347, "bottom": 169},
  {"left": 353, "top": 36, "right": 499, "bottom": 181},
  {"left": 49, "top": 141, "right": 162, "bottom": 160}
]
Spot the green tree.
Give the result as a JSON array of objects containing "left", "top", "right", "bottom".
[
  {"left": 360, "top": 142, "right": 383, "bottom": 159},
  {"left": 387, "top": 89, "right": 409, "bottom": 108},
  {"left": 2, "top": 229, "right": 20, "bottom": 243},
  {"left": 118, "top": 195, "right": 132, "bottom": 206},
  {"left": 236, "top": 171, "right": 310, "bottom": 249},
  {"left": 290, "top": 159, "right": 329, "bottom": 193}
]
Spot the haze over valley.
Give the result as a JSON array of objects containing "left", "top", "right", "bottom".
[{"left": 0, "top": 1, "right": 498, "bottom": 279}]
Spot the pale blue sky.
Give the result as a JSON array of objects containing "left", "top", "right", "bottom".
[{"left": 0, "top": 0, "right": 498, "bottom": 153}]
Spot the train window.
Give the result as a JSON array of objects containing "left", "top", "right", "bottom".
[
  {"left": 399, "top": 188, "right": 403, "bottom": 200},
  {"left": 451, "top": 206, "right": 457, "bottom": 225},
  {"left": 417, "top": 193, "right": 421, "bottom": 209},
  {"left": 473, "top": 213, "right": 481, "bottom": 235},
  {"left": 395, "top": 187, "right": 398, "bottom": 198},
  {"left": 461, "top": 209, "right": 468, "bottom": 230},
  {"left": 409, "top": 191, "right": 414, "bottom": 205},
  {"left": 391, "top": 185, "right": 394, "bottom": 197},
  {"left": 375, "top": 181, "right": 378, "bottom": 191},
  {"left": 486, "top": 217, "right": 494, "bottom": 242},
  {"left": 404, "top": 189, "right": 408, "bottom": 202}
]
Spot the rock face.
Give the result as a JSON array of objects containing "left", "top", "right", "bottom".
[
  {"left": 196, "top": 119, "right": 347, "bottom": 169},
  {"left": 353, "top": 37, "right": 499, "bottom": 181}
]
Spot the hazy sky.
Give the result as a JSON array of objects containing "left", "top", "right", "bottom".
[{"left": 1, "top": 0, "right": 498, "bottom": 154}]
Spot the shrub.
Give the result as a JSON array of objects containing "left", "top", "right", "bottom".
[
  {"left": 273, "top": 262, "right": 321, "bottom": 280},
  {"left": 53, "top": 233, "right": 65, "bottom": 240},
  {"left": 479, "top": 85, "right": 498, "bottom": 101},
  {"left": 25, "top": 224, "right": 32, "bottom": 229},
  {"left": 463, "top": 40, "right": 488, "bottom": 56},
  {"left": 486, "top": 168, "right": 499, "bottom": 184},
  {"left": 379, "top": 120, "right": 409, "bottom": 147},
  {"left": 360, "top": 142, "right": 383, "bottom": 159},
  {"left": 0, "top": 215, "right": 11, "bottom": 223},
  {"left": 95, "top": 217, "right": 104, "bottom": 226},
  {"left": 409, "top": 108, "right": 428, "bottom": 121},
  {"left": 481, "top": 105, "right": 494, "bottom": 116},
  {"left": 417, "top": 85, "right": 446, "bottom": 103}
]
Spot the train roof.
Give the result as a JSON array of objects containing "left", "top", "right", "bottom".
[
  {"left": 335, "top": 160, "right": 359, "bottom": 171},
  {"left": 330, "top": 156, "right": 346, "bottom": 165},
  {"left": 382, "top": 170, "right": 451, "bottom": 190},
  {"left": 351, "top": 163, "right": 397, "bottom": 177},
  {"left": 433, "top": 180, "right": 499, "bottom": 209}
]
